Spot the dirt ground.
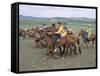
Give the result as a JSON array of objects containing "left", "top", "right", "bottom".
[{"left": 19, "top": 37, "right": 96, "bottom": 71}]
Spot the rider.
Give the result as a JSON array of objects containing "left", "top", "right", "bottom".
[
  {"left": 85, "top": 24, "right": 92, "bottom": 40},
  {"left": 56, "top": 22, "right": 67, "bottom": 37},
  {"left": 53, "top": 22, "right": 67, "bottom": 44},
  {"left": 53, "top": 22, "right": 67, "bottom": 52}
]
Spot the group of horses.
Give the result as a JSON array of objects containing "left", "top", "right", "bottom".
[{"left": 19, "top": 26, "right": 96, "bottom": 58}]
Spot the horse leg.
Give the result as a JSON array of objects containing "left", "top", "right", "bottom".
[
  {"left": 40, "top": 42, "right": 42, "bottom": 48},
  {"left": 77, "top": 39, "right": 81, "bottom": 54},
  {"left": 46, "top": 47, "right": 53, "bottom": 56},
  {"left": 62, "top": 45, "right": 66, "bottom": 54},
  {"left": 37, "top": 42, "right": 40, "bottom": 48},
  {"left": 59, "top": 47, "right": 63, "bottom": 56},
  {"left": 39, "top": 39, "right": 42, "bottom": 48},
  {"left": 66, "top": 43, "right": 72, "bottom": 55},
  {"left": 65, "top": 43, "right": 70, "bottom": 55},
  {"left": 66, "top": 42, "right": 74, "bottom": 55},
  {"left": 92, "top": 40, "right": 95, "bottom": 48},
  {"left": 48, "top": 47, "right": 59, "bottom": 58},
  {"left": 50, "top": 50, "right": 54, "bottom": 56},
  {"left": 72, "top": 44, "right": 77, "bottom": 55},
  {"left": 35, "top": 42, "right": 37, "bottom": 48},
  {"left": 68, "top": 44, "right": 73, "bottom": 55},
  {"left": 46, "top": 46, "right": 50, "bottom": 53},
  {"left": 41, "top": 40, "right": 45, "bottom": 48},
  {"left": 65, "top": 46, "right": 68, "bottom": 55},
  {"left": 23, "top": 35, "right": 25, "bottom": 39},
  {"left": 85, "top": 41, "right": 88, "bottom": 48}
]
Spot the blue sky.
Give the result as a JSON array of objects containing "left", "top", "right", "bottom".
[{"left": 19, "top": 5, "right": 96, "bottom": 19}]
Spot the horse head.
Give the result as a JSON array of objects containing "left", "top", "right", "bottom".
[{"left": 78, "top": 30, "right": 85, "bottom": 36}]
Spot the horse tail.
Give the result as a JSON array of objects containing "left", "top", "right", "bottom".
[{"left": 77, "top": 38, "right": 81, "bottom": 54}]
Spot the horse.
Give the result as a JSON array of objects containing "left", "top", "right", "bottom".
[
  {"left": 33, "top": 30, "right": 42, "bottom": 48},
  {"left": 53, "top": 33, "right": 67, "bottom": 56},
  {"left": 19, "top": 29, "right": 27, "bottom": 39},
  {"left": 28, "top": 30, "right": 35, "bottom": 39},
  {"left": 43, "top": 26, "right": 68, "bottom": 57},
  {"left": 43, "top": 30, "right": 81, "bottom": 57},
  {"left": 90, "top": 33, "right": 96, "bottom": 46},
  {"left": 43, "top": 32, "right": 55, "bottom": 57},
  {"left": 78, "top": 29, "right": 96, "bottom": 48},
  {"left": 64, "top": 33, "right": 81, "bottom": 55},
  {"left": 19, "top": 29, "right": 23, "bottom": 37},
  {"left": 39, "top": 25, "right": 81, "bottom": 57}
]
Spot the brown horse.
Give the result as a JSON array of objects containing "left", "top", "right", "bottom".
[
  {"left": 54, "top": 34, "right": 67, "bottom": 56},
  {"left": 43, "top": 30, "right": 81, "bottom": 57},
  {"left": 42, "top": 26, "right": 67, "bottom": 57},
  {"left": 43, "top": 32, "right": 56, "bottom": 57},
  {"left": 34, "top": 30, "right": 42, "bottom": 48},
  {"left": 19, "top": 29, "right": 27, "bottom": 39},
  {"left": 65, "top": 33, "right": 81, "bottom": 55},
  {"left": 79, "top": 30, "right": 96, "bottom": 48}
]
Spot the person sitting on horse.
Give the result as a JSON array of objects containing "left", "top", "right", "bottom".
[
  {"left": 52, "top": 22, "right": 67, "bottom": 52},
  {"left": 85, "top": 24, "right": 92, "bottom": 40},
  {"left": 54, "top": 22, "right": 67, "bottom": 43},
  {"left": 56, "top": 22, "right": 67, "bottom": 36}
]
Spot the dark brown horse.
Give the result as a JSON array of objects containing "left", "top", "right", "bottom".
[{"left": 79, "top": 30, "right": 96, "bottom": 48}]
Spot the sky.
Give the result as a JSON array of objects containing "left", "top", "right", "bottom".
[{"left": 19, "top": 5, "right": 96, "bottom": 19}]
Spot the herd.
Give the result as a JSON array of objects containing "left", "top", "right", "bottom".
[{"left": 19, "top": 25, "right": 96, "bottom": 58}]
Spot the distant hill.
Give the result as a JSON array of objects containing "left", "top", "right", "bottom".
[
  {"left": 19, "top": 15, "right": 95, "bottom": 22},
  {"left": 19, "top": 15, "right": 48, "bottom": 20}
]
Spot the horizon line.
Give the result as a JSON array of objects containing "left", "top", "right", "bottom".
[{"left": 19, "top": 14, "right": 96, "bottom": 20}]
